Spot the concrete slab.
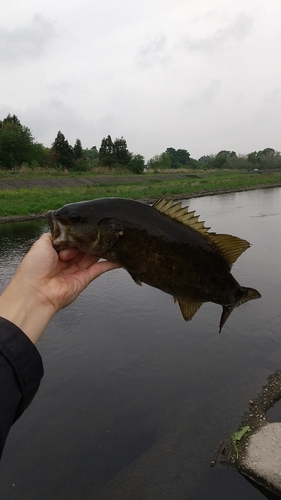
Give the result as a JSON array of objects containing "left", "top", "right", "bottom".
[
  {"left": 240, "top": 422, "right": 281, "bottom": 495},
  {"left": 228, "top": 370, "right": 281, "bottom": 497}
]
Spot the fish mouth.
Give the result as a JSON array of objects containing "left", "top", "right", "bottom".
[
  {"left": 47, "top": 211, "right": 71, "bottom": 251},
  {"left": 47, "top": 211, "right": 56, "bottom": 235}
]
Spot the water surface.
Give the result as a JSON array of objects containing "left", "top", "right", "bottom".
[{"left": 0, "top": 188, "right": 280, "bottom": 500}]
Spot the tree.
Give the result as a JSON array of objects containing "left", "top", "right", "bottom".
[
  {"left": 198, "top": 155, "right": 210, "bottom": 165},
  {"left": 148, "top": 152, "right": 171, "bottom": 170},
  {"left": 99, "top": 135, "right": 115, "bottom": 167},
  {"left": 83, "top": 146, "right": 99, "bottom": 167},
  {"left": 176, "top": 149, "right": 190, "bottom": 166},
  {"left": 51, "top": 131, "right": 74, "bottom": 169},
  {"left": 113, "top": 137, "right": 131, "bottom": 165},
  {"left": 206, "top": 150, "right": 237, "bottom": 169},
  {"left": 90, "top": 146, "right": 99, "bottom": 158},
  {"left": 255, "top": 148, "right": 281, "bottom": 169},
  {"left": 31, "top": 142, "right": 50, "bottom": 168},
  {"left": 217, "top": 150, "right": 237, "bottom": 159},
  {"left": 166, "top": 147, "right": 178, "bottom": 168},
  {"left": 129, "top": 154, "right": 145, "bottom": 174},
  {"left": 256, "top": 148, "right": 275, "bottom": 165},
  {"left": 210, "top": 154, "right": 227, "bottom": 169},
  {"left": 226, "top": 154, "right": 248, "bottom": 170},
  {"left": 165, "top": 147, "right": 190, "bottom": 168},
  {"left": 0, "top": 115, "right": 36, "bottom": 169},
  {"left": 73, "top": 138, "right": 83, "bottom": 160},
  {"left": 2, "top": 114, "right": 21, "bottom": 126},
  {"left": 247, "top": 152, "right": 257, "bottom": 165},
  {"left": 99, "top": 135, "right": 131, "bottom": 167},
  {"left": 259, "top": 147, "right": 275, "bottom": 157}
]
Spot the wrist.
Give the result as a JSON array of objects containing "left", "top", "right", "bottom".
[{"left": 0, "top": 280, "right": 56, "bottom": 344}]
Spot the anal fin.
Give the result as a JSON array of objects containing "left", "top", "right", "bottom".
[
  {"left": 128, "top": 272, "right": 143, "bottom": 286},
  {"left": 173, "top": 297, "right": 203, "bottom": 322}
]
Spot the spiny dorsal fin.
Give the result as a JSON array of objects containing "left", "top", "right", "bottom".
[
  {"left": 153, "top": 197, "right": 250, "bottom": 267},
  {"left": 173, "top": 297, "right": 203, "bottom": 321},
  {"left": 153, "top": 197, "right": 210, "bottom": 235}
]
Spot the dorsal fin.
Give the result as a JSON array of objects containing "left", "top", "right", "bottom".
[
  {"left": 153, "top": 197, "right": 210, "bottom": 235},
  {"left": 153, "top": 197, "right": 250, "bottom": 267},
  {"left": 207, "top": 233, "right": 250, "bottom": 267}
]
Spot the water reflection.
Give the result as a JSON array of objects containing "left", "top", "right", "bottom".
[
  {"left": 0, "top": 188, "right": 280, "bottom": 500},
  {"left": 0, "top": 220, "right": 48, "bottom": 286}
]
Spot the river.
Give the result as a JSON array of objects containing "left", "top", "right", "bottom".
[{"left": 0, "top": 188, "right": 280, "bottom": 500}]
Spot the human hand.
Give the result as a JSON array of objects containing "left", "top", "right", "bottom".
[
  {"left": 16, "top": 233, "right": 119, "bottom": 311},
  {"left": 0, "top": 233, "right": 119, "bottom": 343}
]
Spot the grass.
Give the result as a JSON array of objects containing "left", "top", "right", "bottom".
[
  {"left": 0, "top": 165, "right": 133, "bottom": 179},
  {"left": 0, "top": 170, "right": 281, "bottom": 218}
]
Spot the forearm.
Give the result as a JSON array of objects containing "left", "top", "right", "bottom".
[
  {"left": 0, "top": 317, "right": 44, "bottom": 459},
  {"left": 0, "top": 350, "right": 22, "bottom": 458}
]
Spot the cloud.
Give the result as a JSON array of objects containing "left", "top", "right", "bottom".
[
  {"left": 17, "top": 99, "right": 117, "bottom": 149},
  {"left": 183, "top": 12, "right": 254, "bottom": 53},
  {"left": 249, "top": 87, "right": 281, "bottom": 148},
  {"left": 1, "top": 2, "right": 280, "bottom": 161},
  {"left": 261, "top": 87, "right": 281, "bottom": 110},
  {"left": 0, "top": 15, "right": 56, "bottom": 65},
  {"left": 183, "top": 79, "right": 221, "bottom": 110},
  {"left": 135, "top": 35, "right": 171, "bottom": 68}
]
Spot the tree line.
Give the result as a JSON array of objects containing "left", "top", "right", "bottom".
[
  {"left": 0, "top": 114, "right": 145, "bottom": 173},
  {"left": 1, "top": 114, "right": 281, "bottom": 173}
]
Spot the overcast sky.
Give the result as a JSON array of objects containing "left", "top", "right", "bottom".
[{"left": 1, "top": 0, "right": 281, "bottom": 160}]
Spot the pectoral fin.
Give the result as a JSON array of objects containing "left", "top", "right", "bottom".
[{"left": 174, "top": 297, "right": 203, "bottom": 321}]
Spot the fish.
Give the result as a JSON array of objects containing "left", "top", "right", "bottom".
[{"left": 47, "top": 197, "right": 261, "bottom": 331}]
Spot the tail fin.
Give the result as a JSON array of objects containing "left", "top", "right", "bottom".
[{"left": 219, "top": 287, "right": 261, "bottom": 332}]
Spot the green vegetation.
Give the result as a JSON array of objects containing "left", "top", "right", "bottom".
[
  {"left": 0, "top": 115, "right": 145, "bottom": 173},
  {"left": 1, "top": 113, "right": 281, "bottom": 173},
  {"left": 0, "top": 114, "right": 46, "bottom": 169},
  {"left": 1, "top": 170, "right": 281, "bottom": 218},
  {"left": 148, "top": 147, "right": 197, "bottom": 170},
  {"left": 1, "top": 112, "right": 281, "bottom": 219},
  {"left": 231, "top": 426, "right": 250, "bottom": 459}
]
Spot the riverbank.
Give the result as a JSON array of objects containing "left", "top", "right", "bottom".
[
  {"left": 0, "top": 171, "right": 281, "bottom": 223},
  {"left": 221, "top": 370, "right": 281, "bottom": 498},
  {"left": 1, "top": 182, "right": 281, "bottom": 225}
]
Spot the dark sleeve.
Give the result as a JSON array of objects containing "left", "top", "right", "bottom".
[{"left": 0, "top": 317, "right": 44, "bottom": 458}]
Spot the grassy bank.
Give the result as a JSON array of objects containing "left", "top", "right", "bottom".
[{"left": 0, "top": 170, "right": 281, "bottom": 218}]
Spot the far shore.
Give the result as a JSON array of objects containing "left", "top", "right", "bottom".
[{"left": 1, "top": 182, "right": 280, "bottom": 225}]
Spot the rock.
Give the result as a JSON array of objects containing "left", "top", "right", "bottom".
[
  {"left": 239, "top": 422, "right": 281, "bottom": 496},
  {"left": 228, "top": 371, "right": 281, "bottom": 497}
]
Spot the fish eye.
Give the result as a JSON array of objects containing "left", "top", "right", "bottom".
[{"left": 68, "top": 212, "right": 82, "bottom": 223}]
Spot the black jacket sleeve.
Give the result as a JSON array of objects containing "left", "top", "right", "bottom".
[{"left": 0, "top": 317, "right": 44, "bottom": 458}]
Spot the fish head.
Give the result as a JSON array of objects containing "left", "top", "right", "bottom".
[{"left": 47, "top": 200, "right": 124, "bottom": 255}]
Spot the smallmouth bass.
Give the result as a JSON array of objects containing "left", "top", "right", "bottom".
[{"left": 47, "top": 197, "right": 261, "bottom": 331}]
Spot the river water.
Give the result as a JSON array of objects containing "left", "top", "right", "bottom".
[{"left": 0, "top": 188, "right": 280, "bottom": 500}]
